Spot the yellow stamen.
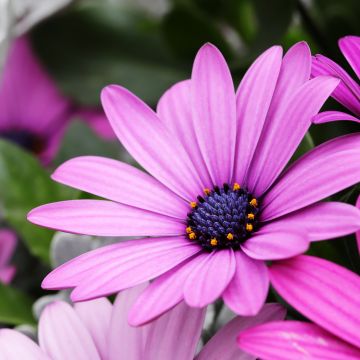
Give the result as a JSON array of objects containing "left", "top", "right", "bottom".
[
  {"left": 186, "top": 226, "right": 192, "bottom": 234},
  {"left": 189, "top": 232, "right": 196, "bottom": 240},
  {"left": 226, "top": 233, "right": 234, "bottom": 240},
  {"left": 249, "top": 198, "right": 258, "bottom": 207},
  {"left": 190, "top": 201, "right": 197, "bottom": 209},
  {"left": 246, "top": 223, "right": 253, "bottom": 232},
  {"left": 210, "top": 238, "right": 218, "bottom": 246},
  {"left": 233, "top": 183, "right": 241, "bottom": 191},
  {"left": 247, "top": 213, "right": 255, "bottom": 220},
  {"left": 204, "top": 188, "right": 211, "bottom": 195}
]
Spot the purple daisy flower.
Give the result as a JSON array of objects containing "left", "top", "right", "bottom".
[
  {"left": 0, "top": 285, "right": 285, "bottom": 359},
  {"left": 0, "top": 36, "right": 114, "bottom": 164},
  {"left": 28, "top": 41, "right": 360, "bottom": 325},
  {"left": 312, "top": 35, "right": 360, "bottom": 124},
  {"left": 238, "top": 255, "right": 360, "bottom": 359}
]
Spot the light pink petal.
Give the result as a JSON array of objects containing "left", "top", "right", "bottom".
[
  {"left": 0, "top": 329, "right": 48, "bottom": 360},
  {"left": 157, "top": 80, "right": 212, "bottom": 189},
  {"left": 356, "top": 196, "right": 360, "bottom": 254},
  {"left": 238, "top": 321, "right": 360, "bottom": 360},
  {"left": 223, "top": 251, "right": 269, "bottom": 316},
  {"left": 198, "top": 303, "right": 286, "bottom": 360},
  {"left": 234, "top": 46, "right": 283, "bottom": 185},
  {"left": 248, "top": 76, "right": 339, "bottom": 196},
  {"left": 339, "top": 35, "right": 360, "bottom": 80},
  {"left": 144, "top": 301, "right": 206, "bottom": 360},
  {"left": 0, "top": 229, "right": 17, "bottom": 266},
  {"left": 269, "top": 255, "right": 360, "bottom": 348},
  {"left": 183, "top": 250, "right": 236, "bottom": 307},
  {"left": 313, "top": 110, "right": 360, "bottom": 124},
  {"left": 0, "top": 266, "right": 16, "bottom": 284},
  {"left": 39, "top": 301, "right": 100, "bottom": 360},
  {"left": 279, "top": 202, "right": 360, "bottom": 242},
  {"left": 75, "top": 107, "right": 116, "bottom": 139},
  {"left": 0, "top": 36, "right": 71, "bottom": 134},
  {"left": 129, "top": 256, "right": 202, "bottom": 326},
  {"left": 101, "top": 85, "right": 204, "bottom": 201},
  {"left": 312, "top": 54, "right": 360, "bottom": 116},
  {"left": 108, "top": 284, "right": 149, "bottom": 360},
  {"left": 191, "top": 43, "right": 236, "bottom": 185},
  {"left": 241, "top": 222, "right": 309, "bottom": 261},
  {"left": 262, "top": 133, "right": 360, "bottom": 220},
  {"left": 70, "top": 237, "right": 201, "bottom": 301},
  {"left": 52, "top": 156, "right": 188, "bottom": 219},
  {"left": 74, "top": 298, "right": 112, "bottom": 358},
  {"left": 28, "top": 200, "right": 183, "bottom": 237}
]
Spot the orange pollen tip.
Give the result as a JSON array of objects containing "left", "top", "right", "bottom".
[
  {"left": 233, "top": 183, "right": 241, "bottom": 191},
  {"left": 204, "top": 188, "right": 211, "bottom": 195},
  {"left": 189, "top": 232, "right": 196, "bottom": 240},
  {"left": 226, "top": 233, "right": 234, "bottom": 240},
  {"left": 210, "top": 238, "right": 218, "bottom": 246},
  {"left": 190, "top": 201, "right": 197, "bottom": 209},
  {"left": 186, "top": 226, "right": 192, "bottom": 234},
  {"left": 249, "top": 198, "right": 258, "bottom": 207},
  {"left": 246, "top": 223, "right": 253, "bottom": 232},
  {"left": 247, "top": 213, "right": 255, "bottom": 220}
]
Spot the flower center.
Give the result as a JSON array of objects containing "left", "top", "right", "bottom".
[
  {"left": 0, "top": 130, "right": 45, "bottom": 154},
  {"left": 186, "top": 183, "right": 259, "bottom": 251}
]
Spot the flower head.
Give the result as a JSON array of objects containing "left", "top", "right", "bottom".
[
  {"left": 0, "top": 284, "right": 285, "bottom": 359},
  {"left": 238, "top": 255, "right": 360, "bottom": 359},
  {"left": 312, "top": 35, "right": 360, "bottom": 124},
  {"left": 28, "top": 42, "right": 360, "bottom": 324}
]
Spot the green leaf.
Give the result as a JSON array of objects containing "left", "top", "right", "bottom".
[
  {"left": 0, "top": 284, "right": 35, "bottom": 325},
  {"left": 0, "top": 140, "right": 78, "bottom": 263},
  {"left": 290, "top": 131, "right": 315, "bottom": 163}
]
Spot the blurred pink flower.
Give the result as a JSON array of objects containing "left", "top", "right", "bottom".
[
  {"left": 312, "top": 35, "right": 360, "bottom": 124},
  {"left": 0, "top": 36, "right": 114, "bottom": 164},
  {"left": 0, "top": 229, "right": 17, "bottom": 284},
  {"left": 238, "top": 255, "right": 360, "bottom": 359},
  {"left": 357, "top": 195, "right": 360, "bottom": 253},
  {"left": 0, "top": 285, "right": 285, "bottom": 360},
  {"left": 28, "top": 42, "right": 360, "bottom": 325}
]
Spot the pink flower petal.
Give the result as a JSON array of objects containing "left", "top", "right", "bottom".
[
  {"left": 129, "top": 256, "right": 201, "bottom": 326},
  {"left": 0, "top": 266, "right": 16, "bottom": 284},
  {"left": 74, "top": 298, "right": 112, "bottom": 358},
  {"left": 183, "top": 250, "right": 236, "bottom": 307},
  {"left": 0, "top": 229, "right": 17, "bottom": 267},
  {"left": 101, "top": 85, "right": 204, "bottom": 201},
  {"left": 248, "top": 76, "right": 339, "bottom": 197},
  {"left": 198, "top": 303, "right": 286, "bottom": 360},
  {"left": 0, "top": 329, "right": 48, "bottom": 360},
  {"left": 356, "top": 195, "right": 360, "bottom": 254},
  {"left": 313, "top": 110, "right": 360, "bottom": 124},
  {"left": 238, "top": 321, "right": 360, "bottom": 360},
  {"left": 28, "top": 200, "right": 184, "bottom": 237},
  {"left": 191, "top": 43, "right": 236, "bottom": 186},
  {"left": 234, "top": 46, "right": 283, "bottom": 185},
  {"left": 223, "top": 251, "right": 269, "bottom": 316},
  {"left": 39, "top": 301, "right": 100, "bottom": 360},
  {"left": 157, "top": 80, "right": 213, "bottom": 189},
  {"left": 52, "top": 156, "right": 188, "bottom": 219},
  {"left": 70, "top": 237, "right": 201, "bottom": 301},
  {"left": 279, "top": 202, "right": 360, "bottom": 242},
  {"left": 269, "top": 255, "right": 360, "bottom": 349},
  {"left": 262, "top": 133, "right": 360, "bottom": 220},
  {"left": 339, "top": 35, "right": 360, "bottom": 80}
]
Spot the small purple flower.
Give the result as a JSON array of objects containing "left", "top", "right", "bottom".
[
  {"left": 0, "top": 36, "right": 114, "bottom": 164},
  {"left": 312, "top": 35, "right": 360, "bottom": 124},
  {"left": 28, "top": 42, "right": 360, "bottom": 325},
  {"left": 0, "top": 229, "right": 16, "bottom": 284},
  {"left": 0, "top": 285, "right": 285, "bottom": 359},
  {"left": 238, "top": 255, "right": 360, "bottom": 359}
]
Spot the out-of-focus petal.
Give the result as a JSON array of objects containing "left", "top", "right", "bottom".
[
  {"left": 262, "top": 133, "right": 360, "bottom": 220},
  {"left": 52, "top": 156, "right": 188, "bottom": 219},
  {"left": 339, "top": 35, "right": 360, "bottom": 80},
  {"left": 0, "top": 229, "right": 17, "bottom": 266},
  {"left": 313, "top": 110, "right": 360, "bottom": 124},
  {"left": 269, "top": 255, "right": 360, "bottom": 349},
  {"left": 356, "top": 196, "right": 360, "bottom": 254},
  {"left": 191, "top": 43, "right": 236, "bottom": 186},
  {"left": 223, "top": 251, "right": 269, "bottom": 316},
  {"left": 28, "top": 200, "right": 184, "bottom": 237},
  {"left": 238, "top": 321, "right": 360, "bottom": 360},
  {"left": 198, "top": 303, "right": 286, "bottom": 360}
]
